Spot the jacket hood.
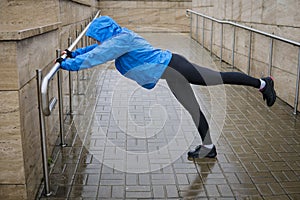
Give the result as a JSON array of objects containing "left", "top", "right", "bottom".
[{"left": 85, "top": 16, "right": 122, "bottom": 43}]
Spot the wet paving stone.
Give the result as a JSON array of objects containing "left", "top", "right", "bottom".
[{"left": 38, "top": 33, "right": 300, "bottom": 199}]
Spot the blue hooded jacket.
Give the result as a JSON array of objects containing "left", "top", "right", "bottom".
[{"left": 60, "top": 16, "right": 172, "bottom": 89}]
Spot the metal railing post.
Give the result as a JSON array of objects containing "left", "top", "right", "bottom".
[
  {"left": 220, "top": 24, "right": 223, "bottom": 65},
  {"left": 36, "top": 69, "right": 52, "bottom": 197},
  {"left": 76, "top": 29, "right": 80, "bottom": 94},
  {"left": 84, "top": 22, "right": 90, "bottom": 80},
  {"left": 80, "top": 24, "right": 84, "bottom": 47},
  {"left": 247, "top": 31, "right": 253, "bottom": 75},
  {"left": 268, "top": 38, "right": 274, "bottom": 76},
  {"left": 80, "top": 24, "right": 86, "bottom": 80},
  {"left": 232, "top": 26, "right": 236, "bottom": 68},
  {"left": 210, "top": 20, "right": 213, "bottom": 56},
  {"left": 85, "top": 22, "right": 89, "bottom": 46},
  {"left": 294, "top": 47, "right": 300, "bottom": 115},
  {"left": 202, "top": 17, "right": 205, "bottom": 47},
  {"left": 89, "top": 34, "right": 92, "bottom": 46},
  {"left": 68, "top": 37, "right": 73, "bottom": 115},
  {"left": 56, "top": 49, "right": 67, "bottom": 147},
  {"left": 196, "top": 15, "right": 198, "bottom": 41},
  {"left": 189, "top": 13, "right": 192, "bottom": 38}
]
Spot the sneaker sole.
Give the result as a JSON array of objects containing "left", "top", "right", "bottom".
[
  {"left": 261, "top": 76, "right": 276, "bottom": 107},
  {"left": 268, "top": 76, "right": 276, "bottom": 107}
]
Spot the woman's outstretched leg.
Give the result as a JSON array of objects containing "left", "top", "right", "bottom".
[{"left": 168, "top": 54, "right": 276, "bottom": 107}]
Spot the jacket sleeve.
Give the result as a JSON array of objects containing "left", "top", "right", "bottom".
[
  {"left": 72, "top": 44, "right": 98, "bottom": 57},
  {"left": 60, "top": 33, "right": 134, "bottom": 71}
]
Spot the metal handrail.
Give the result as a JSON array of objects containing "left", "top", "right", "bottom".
[
  {"left": 186, "top": 9, "right": 300, "bottom": 47},
  {"left": 186, "top": 9, "right": 300, "bottom": 114},
  {"left": 41, "top": 10, "right": 101, "bottom": 116},
  {"left": 37, "top": 10, "right": 101, "bottom": 197}
]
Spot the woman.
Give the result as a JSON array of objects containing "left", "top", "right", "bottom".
[{"left": 57, "top": 16, "right": 276, "bottom": 159}]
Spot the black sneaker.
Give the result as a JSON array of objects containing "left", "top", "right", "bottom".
[
  {"left": 188, "top": 145, "right": 217, "bottom": 158},
  {"left": 260, "top": 77, "right": 276, "bottom": 107}
]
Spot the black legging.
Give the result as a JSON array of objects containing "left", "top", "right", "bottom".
[{"left": 161, "top": 53, "right": 260, "bottom": 145}]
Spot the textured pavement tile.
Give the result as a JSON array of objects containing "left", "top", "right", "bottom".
[
  {"left": 153, "top": 185, "right": 165, "bottom": 198},
  {"left": 248, "top": 171, "right": 277, "bottom": 183},
  {"left": 267, "top": 183, "right": 285, "bottom": 195},
  {"left": 256, "top": 184, "right": 274, "bottom": 196},
  {"left": 235, "top": 172, "right": 253, "bottom": 184},
  {"left": 230, "top": 183, "right": 260, "bottom": 196},
  {"left": 69, "top": 186, "right": 98, "bottom": 198},
  {"left": 280, "top": 182, "right": 300, "bottom": 193},
  {"left": 98, "top": 185, "right": 112, "bottom": 198},
  {"left": 73, "top": 174, "right": 88, "bottom": 185},
  {"left": 217, "top": 184, "right": 234, "bottom": 197},
  {"left": 224, "top": 173, "right": 240, "bottom": 184},
  {"left": 205, "top": 184, "right": 220, "bottom": 197},
  {"left": 165, "top": 185, "right": 179, "bottom": 198},
  {"left": 176, "top": 174, "right": 189, "bottom": 185},
  {"left": 86, "top": 174, "right": 100, "bottom": 185},
  {"left": 151, "top": 173, "right": 176, "bottom": 185},
  {"left": 289, "top": 194, "right": 300, "bottom": 200},
  {"left": 263, "top": 196, "right": 291, "bottom": 200},
  {"left": 125, "top": 191, "right": 152, "bottom": 198},
  {"left": 111, "top": 185, "right": 125, "bottom": 198}
]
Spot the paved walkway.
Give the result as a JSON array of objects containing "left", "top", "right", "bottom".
[{"left": 39, "top": 33, "right": 300, "bottom": 199}]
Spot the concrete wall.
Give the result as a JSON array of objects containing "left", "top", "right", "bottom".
[
  {"left": 99, "top": 0, "right": 192, "bottom": 32},
  {"left": 0, "top": 0, "right": 99, "bottom": 199},
  {"left": 191, "top": 0, "right": 300, "bottom": 110}
]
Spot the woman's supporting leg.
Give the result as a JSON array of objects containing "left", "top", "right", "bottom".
[{"left": 161, "top": 66, "right": 212, "bottom": 145}]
